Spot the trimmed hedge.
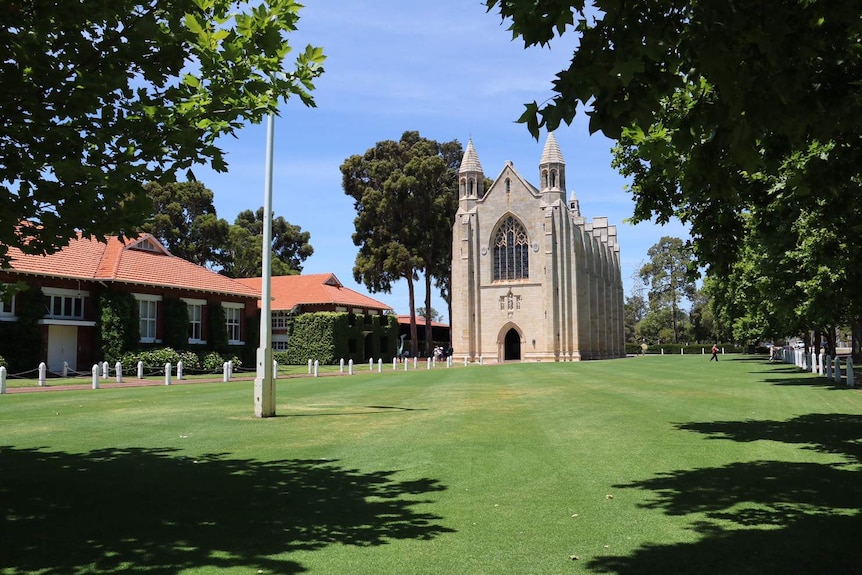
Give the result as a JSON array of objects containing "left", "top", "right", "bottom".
[{"left": 284, "top": 312, "right": 399, "bottom": 365}]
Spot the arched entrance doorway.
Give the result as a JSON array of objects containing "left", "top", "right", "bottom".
[{"left": 504, "top": 328, "right": 521, "bottom": 361}]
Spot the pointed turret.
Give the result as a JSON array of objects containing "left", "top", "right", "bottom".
[
  {"left": 458, "top": 138, "right": 484, "bottom": 204},
  {"left": 539, "top": 132, "right": 566, "bottom": 203}
]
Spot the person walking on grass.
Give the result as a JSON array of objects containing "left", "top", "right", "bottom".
[{"left": 710, "top": 344, "right": 719, "bottom": 362}]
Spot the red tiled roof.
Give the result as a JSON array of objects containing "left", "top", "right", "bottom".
[
  {"left": 396, "top": 314, "right": 449, "bottom": 328},
  {"left": 5, "top": 233, "right": 259, "bottom": 298},
  {"left": 236, "top": 273, "right": 392, "bottom": 312}
]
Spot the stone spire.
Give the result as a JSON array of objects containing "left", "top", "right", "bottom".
[
  {"left": 459, "top": 138, "right": 483, "bottom": 174},
  {"left": 539, "top": 132, "right": 566, "bottom": 202},
  {"left": 540, "top": 131, "right": 565, "bottom": 167},
  {"left": 458, "top": 138, "right": 484, "bottom": 200}
]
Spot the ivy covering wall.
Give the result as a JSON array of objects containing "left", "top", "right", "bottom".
[
  {"left": 284, "top": 312, "right": 398, "bottom": 365},
  {"left": 0, "top": 285, "right": 43, "bottom": 372},
  {"left": 97, "top": 291, "right": 139, "bottom": 362},
  {"left": 161, "top": 297, "right": 189, "bottom": 350}
]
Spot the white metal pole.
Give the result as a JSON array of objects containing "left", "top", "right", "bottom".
[{"left": 254, "top": 113, "right": 276, "bottom": 417}]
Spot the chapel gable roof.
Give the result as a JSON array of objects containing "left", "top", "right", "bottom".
[{"left": 486, "top": 161, "right": 540, "bottom": 198}]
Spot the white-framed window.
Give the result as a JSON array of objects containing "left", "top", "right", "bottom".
[
  {"left": 0, "top": 290, "right": 14, "bottom": 319},
  {"left": 42, "top": 287, "right": 87, "bottom": 320},
  {"left": 273, "top": 334, "right": 289, "bottom": 351},
  {"left": 182, "top": 298, "right": 206, "bottom": 343},
  {"left": 134, "top": 294, "right": 161, "bottom": 343},
  {"left": 272, "top": 310, "right": 291, "bottom": 330},
  {"left": 223, "top": 302, "right": 243, "bottom": 344}
]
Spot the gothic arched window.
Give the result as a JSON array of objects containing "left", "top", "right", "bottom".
[{"left": 493, "top": 216, "right": 529, "bottom": 281}]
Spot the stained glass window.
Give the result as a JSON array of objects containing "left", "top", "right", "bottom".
[{"left": 493, "top": 216, "right": 529, "bottom": 281}]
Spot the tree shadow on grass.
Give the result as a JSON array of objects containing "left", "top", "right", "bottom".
[
  {"left": 586, "top": 414, "right": 862, "bottom": 574},
  {"left": 0, "top": 447, "right": 452, "bottom": 574}
]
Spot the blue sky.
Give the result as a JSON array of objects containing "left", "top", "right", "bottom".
[{"left": 193, "top": 0, "right": 688, "bottom": 321}]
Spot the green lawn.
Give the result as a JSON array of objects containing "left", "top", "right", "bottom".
[{"left": 2, "top": 356, "right": 861, "bottom": 574}]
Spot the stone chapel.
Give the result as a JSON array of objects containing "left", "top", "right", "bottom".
[{"left": 450, "top": 133, "right": 625, "bottom": 362}]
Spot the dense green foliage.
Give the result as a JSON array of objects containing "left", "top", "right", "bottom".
[
  {"left": 341, "top": 131, "right": 461, "bottom": 357},
  {"left": 96, "top": 291, "right": 139, "bottom": 362},
  {"left": 207, "top": 303, "right": 228, "bottom": 354},
  {"left": 1, "top": 0, "right": 324, "bottom": 269},
  {"left": 285, "top": 312, "right": 398, "bottom": 365},
  {"left": 0, "top": 286, "right": 43, "bottom": 373},
  {"left": 161, "top": 297, "right": 190, "bottom": 350},
  {"left": 221, "top": 207, "right": 313, "bottom": 278},
  {"left": 140, "top": 181, "right": 230, "bottom": 268},
  {"left": 117, "top": 347, "right": 241, "bottom": 374}
]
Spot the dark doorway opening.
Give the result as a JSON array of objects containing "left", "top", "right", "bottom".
[{"left": 504, "top": 328, "right": 521, "bottom": 360}]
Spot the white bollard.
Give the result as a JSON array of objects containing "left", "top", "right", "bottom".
[
  {"left": 137, "top": 361, "right": 144, "bottom": 379},
  {"left": 177, "top": 360, "right": 183, "bottom": 380},
  {"left": 38, "top": 362, "right": 47, "bottom": 387},
  {"left": 818, "top": 353, "right": 824, "bottom": 375},
  {"left": 0, "top": 365, "right": 6, "bottom": 393},
  {"left": 313, "top": 360, "right": 319, "bottom": 377},
  {"left": 63, "top": 361, "right": 69, "bottom": 377},
  {"left": 661, "top": 349, "right": 665, "bottom": 356},
  {"left": 427, "top": 357, "right": 432, "bottom": 370},
  {"left": 404, "top": 358, "right": 408, "bottom": 371},
  {"left": 413, "top": 357, "right": 417, "bottom": 369},
  {"left": 308, "top": 359, "right": 313, "bottom": 374},
  {"left": 92, "top": 364, "right": 100, "bottom": 389},
  {"left": 479, "top": 356, "right": 484, "bottom": 366},
  {"left": 464, "top": 357, "right": 468, "bottom": 367},
  {"left": 223, "top": 361, "right": 230, "bottom": 382},
  {"left": 164, "top": 362, "right": 172, "bottom": 385},
  {"left": 680, "top": 348, "right": 684, "bottom": 355},
  {"left": 392, "top": 357, "right": 398, "bottom": 371},
  {"left": 229, "top": 360, "right": 234, "bottom": 379},
  {"left": 834, "top": 356, "right": 842, "bottom": 384},
  {"left": 847, "top": 358, "right": 855, "bottom": 388},
  {"left": 115, "top": 361, "right": 123, "bottom": 383},
  {"left": 273, "top": 360, "right": 278, "bottom": 380},
  {"left": 378, "top": 358, "right": 383, "bottom": 373},
  {"left": 348, "top": 359, "right": 354, "bottom": 375},
  {"left": 102, "top": 361, "right": 109, "bottom": 379},
  {"left": 340, "top": 358, "right": 345, "bottom": 373},
  {"left": 369, "top": 358, "right": 374, "bottom": 372}
]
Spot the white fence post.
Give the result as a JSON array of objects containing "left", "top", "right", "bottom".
[
  {"left": 102, "top": 361, "right": 109, "bottom": 379},
  {"left": 164, "top": 362, "right": 172, "bottom": 385},
  {"left": 313, "top": 360, "right": 319, "bottom": 377},
  {"left": 378, "top": 358, "right": 383, "bottom": 373},
  {"left": 0, "top": 365, "right": 6, "bottom": 394},
  {"left": 223, "top": 361, "right": 230, "bottom": 382},
  {"left": 177, "top": 360, "right": 184, "bottom": 380},
  {"left": 137, "top": 361, "right": 144, "bottom": 379},
  {"left": 847, "top": 358, "right": 855, "bottom": 388},
  {"left": 115, "top": 361, "right": 123, "bottom": 383},
  {"left": 38, "top": 362, "right": 47, "bottom": 387},
  {"left": 339, "top": 358, "right": 345, "bottom": 373},
  {"left": 62, "top": 361, "right": 69, "bottom": 378},
  {"left": 348, "top": 359, "right": 354, "bottom": 375},
  {"left": 91, "top": 364, "right": 100, "bottom": 389}
]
